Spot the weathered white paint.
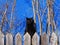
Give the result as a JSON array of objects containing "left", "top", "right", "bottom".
[
  {"left": 32, "top": 32, "right": 39, "bottom": 45},
  {"left": 41, "top": 32, "right": 49, "bottom": 45},
  {"left": 6, "top": 33, "right": 13, "bottom": 45},
  {"left": 15, "top": 32, "right": 22, "bottom": 45},
  {"left": 0, "top": 31, "right": 4, "bottom": 45},
  {"left": 24, "top": 32, "right": 31, "bottom": 45},
  {"left": 50, "top": 32, "right": 57, "bottom": 45}
]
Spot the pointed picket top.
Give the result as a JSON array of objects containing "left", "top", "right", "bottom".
[
  {"left": 15, "top": 32, "right": 22, "bottom": 45},
  {"left": 0, "top": 31, "right": 4, "bottom": 38},
  {"left": 15, "top": 32, "right": 21, "bottom": 39},
  {"left": 6, "top": 33, "right": 13, "bottom": 45},
  {"left": 32, "top": 32, "right": 39, "bottom": 45},
  {"left": 24, "top": 32, "right": 31, "bottom": 45},
  {"left": 0, "top": 31, "right": 4, "bottom": 45},
  {"left": 50, "top": 32, "right": 58, "bottom": 45},
  {"left": 41, "top": 32, "right": 49, "bottom": 45}
]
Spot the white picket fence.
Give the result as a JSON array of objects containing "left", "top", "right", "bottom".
[{"left": 0, "top": 31, "right": 59, "bottom": 45}]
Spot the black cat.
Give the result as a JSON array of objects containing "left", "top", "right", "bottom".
[{"left": 25, "top": 18, "right": 36, "bottom": 38}]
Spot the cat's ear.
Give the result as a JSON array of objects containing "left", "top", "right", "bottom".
[
  {"left": 29, "top": 17, "right": 33, "bottom": 20},
  {"left": 26, "top": 18, "right": 29, "bottom": 20},
  {"left": 31, "top": 17, "right": 33, "bottom": 19},
  {"left": 26, "top": 17, "right": 33, "bottom": 20}
]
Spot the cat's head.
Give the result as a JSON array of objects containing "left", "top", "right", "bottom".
[{"left": 26, "top": 18, "right": 34, "bottom": 25}]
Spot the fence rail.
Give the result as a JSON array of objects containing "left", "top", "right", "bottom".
[{"left": 0, "top": 31, "right": 59, "bottom": 45}]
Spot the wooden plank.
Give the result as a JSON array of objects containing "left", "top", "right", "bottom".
[
  {"left": 6, "top": 33, "right": 13, "bottom": 45},
  {"left": 0, "top": 31, "right": 4, "bottom": 45},
  {"left": 24, "top": 32, "right": 31, "bottom": 45},
  {"left": 32, "top": 32, "right": 39, "bottom": 45},
  {"left": 50, "top": 32, "right": 58, "bottom": 45},
  {"left": 15, "top": 32, "right": 22, "bottom": 45},
  {"left": 41, "top": 32, "right": 49, "bottom": 45}
]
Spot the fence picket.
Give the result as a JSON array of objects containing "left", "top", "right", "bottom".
[
  {"left": 6, "top": 33, "right": 13, "bottom": 45},
  {"left": 41, "top": 32, "right": 49, "bottom": 45},
  {"left": 0, "top": 31, "right": 4, "bottom": 45},
  {"left": 0, "top": 31, "right": 59, "bottom": 45},
  {"left": 24, "top": 32, "right": 31, "bottom": 45},
  {"left": 15, "top": 33, "right": 22, "bottom": 45},
  {"left": 50, "top": 32, "right": 58, "bottom": 45},
  {"left": 32, "top": 32, "right": 39, "bottom": 45}
]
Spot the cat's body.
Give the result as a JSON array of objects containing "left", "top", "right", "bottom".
[{"left": 25, "top": 18, "right": 36, "bottom": 38}]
